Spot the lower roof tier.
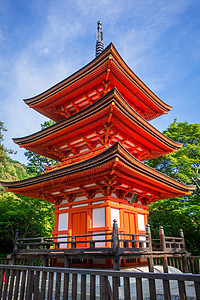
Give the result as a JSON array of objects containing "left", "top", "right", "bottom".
[
  {"left": 13, "top": 88, "right": 181, "bottom": 163},
  {"left": 1, "top": 143, "right": 195, "bottom": 205}
]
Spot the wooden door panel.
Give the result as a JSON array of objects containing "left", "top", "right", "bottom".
[
  {"left": 72, "top": 212, "right": 87, "bottom": 248},
  {"left": 123, "top": 212, "right": 135, "bottom": 247}
]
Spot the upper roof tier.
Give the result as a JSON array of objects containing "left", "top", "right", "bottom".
[
  {"left": 15, "top": 88, "right": 181, "bottom": 164},
  {"left": 24, "top": 43, "right": 172, "bottom": 122}
]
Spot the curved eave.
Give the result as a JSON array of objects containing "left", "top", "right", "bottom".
[
  {"left": 0, "top": 142, "right": 195, "bottom": 197},
  {"left": 24, "top": 43, "right": 172, "bottom": 116},
  {"left": 14, "top": 88, "right": 181, "bottom": 160}
]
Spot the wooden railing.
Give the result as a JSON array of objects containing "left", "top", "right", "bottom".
[
  {"left": 0, "top": 258, "right": 9, "bottom": 265},
  {"left": 3, "top": 254, "right": 200, "bottom": 275},
  {"left": 152, "top": 226, "right": 185, "bottom": 252},
  {"left": 13, "top": 220, "right": 152, "bottom": 254},
  {"left": 10, "top": 222, "right": 192, "bottom": 273},
  {"left": 14, "top": 222, "right": 185, "bottom": 255},
  {"left": 1, "top": 264, "right": 200, "bottom": 299}
]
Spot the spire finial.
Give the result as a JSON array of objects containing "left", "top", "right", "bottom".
[{"left": 96, "top": 21, "right": 104, "bottom": 57}]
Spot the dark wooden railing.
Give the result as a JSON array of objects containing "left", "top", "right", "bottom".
[
  {"left": 0, "top": 258, "right": 9, "bottom": 265},
  {"left": 10, "top": 221, "right": 192, "bottom": 272},
  {"left": 14, "top": 222, "right": 184, "bottom": 255},
  {"left": 2, "top": 255, "right": 200, "bottom": 274},
  {"left": 152, "top": 226, "right": 185, "bottom": 252},
  {"left": 1, "top": 264, "right": 200, "bottom": 300}
]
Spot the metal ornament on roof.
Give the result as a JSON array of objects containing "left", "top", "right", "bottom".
[{"left": 96, "top": 21, "right": 104, "bottom": 57}]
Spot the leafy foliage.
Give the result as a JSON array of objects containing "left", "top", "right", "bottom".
[
  {"left": 0, "top": 122, "right": 16, "bottom": 166},
  {"left": 147, "top": 119, "right": 200, "bottom": 183},
  {"left": 0, "top": 122, "right": 54, "bottom": 254},
  {"left": 0, "top": 193, "right": 54, "bottom": 253},
  {"left": 24, "top": 119, "right": 56, "bottom": 174},
  {"left": 148, "top": 120, "right": 200, "bottom": 255}
]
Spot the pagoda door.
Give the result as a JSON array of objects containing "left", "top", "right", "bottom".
[
  {"left": 124, "top": 212, "right": 136, "bottom": 247},
  {"left": 72, "top": 211, "right": 87, "bottom": 248}
]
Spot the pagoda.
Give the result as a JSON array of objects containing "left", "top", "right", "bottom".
[{"left": 1, "top": 22, "right": 194, "bottom": 266}]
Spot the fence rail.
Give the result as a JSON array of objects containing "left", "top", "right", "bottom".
[
  {"left": 1, "top": 264, "right": 200, "bottom": 300},
  {"left": 0, "top": 259, "right": 9, "bottom": 266},
  {"left": 14, "top": 222, "right": 185, "bottom": 255}
]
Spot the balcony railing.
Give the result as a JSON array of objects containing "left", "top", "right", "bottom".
[{"left": 1, "top": 264, "right": 200, "bottom": 299}]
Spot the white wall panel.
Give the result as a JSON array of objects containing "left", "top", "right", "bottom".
[
  {"left": 93, "top": 232, "right": 105, "bottom": 247},
  {"left": 94, "top": 193, "right": 103, "bottom": 198},
  {"left": 138, "top": 214, "right": 145, "bottom": 231},
  {"left": 139, "top": 236, "right": 146, "bottom": 247},
  {"left": 57, "top": 234, "right": 68, "bottom": 249},
  {"left": 58, "top": 213, "right": 68, "bottom": 231},
  {"left": 93, "top": 208, "right": 105, "bottom": 228},
  {"left": 111, "top": 208, "right": 120, "bottom": 227},
  {"left": 74, "top": 195, "right": 87, "bottom": 201}
]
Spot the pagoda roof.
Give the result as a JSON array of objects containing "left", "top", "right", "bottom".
[
  {"left": 14, "top": 88, "right": 181, "bottom": 162},
  {"left": 0, "top": 142, "right": 195, "bottom": 204},
  {"left": 24, "top": 43, "right": 172, "bottom": 122}
]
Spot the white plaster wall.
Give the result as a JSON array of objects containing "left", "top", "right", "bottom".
[
  {"left": 138, "top": 214, "right": 145, "bottom": 231},
  {"left": 111, "top": 193, "right": 117, "bottom": 197},
  {"left": 58, "top": 213, "right": 68, "bottom": 231},
  {"left": 111, "top": 208, "right": 120, "bottom": 227},
  {"left": 139, "top": 236, "right": 146, "bottom": 247},
  {"left": 57, "top": 234, "right": 68, "bottom": 249},
  {"left": 74, "top": 195, "right": 87, "bottom": 201},
  {"left": 92, "top": 201, "right": 104, "bottom": 205},
  {"left": 61, "top": 200, "right": 68, "bottom": 204},
  {"left": 94, "top": 192, "right": 103, "bottom": 198},
  {"left": 93, "top": 208, "right": 105, "bottom": 228},
  {"left": 93, "top": 232, "right": 105, "bottom": 247},
  {"left": 72, "top": 204, "right": 88, "bottom": 208}
]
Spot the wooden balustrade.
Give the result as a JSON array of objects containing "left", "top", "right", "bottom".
[
  {"left": 1, "top": 264, "right": 200, "bottom": 300},
  {"left": 13, "top": 221, "right": 152, "bottom": 254},
  {"left": 14, "top": 233, "right": 151, "bottom": 253},
  {"left": 11, "top": 222, "right": 195, "bottom": 274},
  {"left": 0, "top": 258, "right": 9, "bottom": 265}
]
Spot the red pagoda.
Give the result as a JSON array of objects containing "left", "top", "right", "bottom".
[{"left": 1, "top": 22, "right": 194, "bottom": 267}]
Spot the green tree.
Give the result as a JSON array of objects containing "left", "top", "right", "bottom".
[
  {"left": 0, "top": 122, "right": 16, "bottom": 165},
  {"left": 147, "top": 120, "right": 200, "bottom": 255},
  {"left": 0, "top": 193, "right": 54, "bottom": 253},
  {"left": 0, "top": 121, "right": 54, "bottom": 254},
  {"left": 25, "top": 119, "right": 57, "bottom": 175}
]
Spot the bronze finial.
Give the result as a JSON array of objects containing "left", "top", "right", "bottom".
[{"left": 96, "top": 21, "right": 104, "bottom": 57}]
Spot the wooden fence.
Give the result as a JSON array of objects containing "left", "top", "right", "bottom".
[
  {"left": 153, "top": 255, "right": 200, "bottom": 274},
  {"left": 13, "top": 222, "right": 152, "bottom": 254},
  {"left": 1, "top": 264, "right": 200, "bottom": 300},
  {"left": 13, "top": 223, "right": 185, "bottom": 256},
  {"left": 0, "top": 259, "right": 9, "bottom": 266}
]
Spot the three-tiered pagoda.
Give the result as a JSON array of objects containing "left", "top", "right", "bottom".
[{"left": 1, "top": 22, "right": 194, "bottom": 263}]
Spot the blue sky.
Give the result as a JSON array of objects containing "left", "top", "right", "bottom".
[{"left": 0, "top": 0, "right": 200, "bottom": 165}]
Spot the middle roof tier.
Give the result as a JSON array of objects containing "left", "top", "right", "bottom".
[{"left": 14, "top": 88, "right": 181, "bottom": 166}]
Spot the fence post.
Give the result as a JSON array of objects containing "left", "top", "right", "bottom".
[
  {"left": 146, "top": 224, "right": 152, "bottom": 251},
  {"left": 40, "top": 238, "right": 44, "bottom": 250},
  {"left": 159, "top": 226, "right": 166, "bottom": 252},
  {"left": 12, "top": 229, "right": 19, "bottom": 264},
  {"left": 159, "top": 226, "right": 168, "bottom": 273},
  {"left": 112, "top": 219, "right": 120, "bottom": 271},
  {"left": 180, "top": 229, "right": 185, "bottom": 251},
  {"left": 71, "top": 236, "right": 76, "bottom": 249},
  {"left": 180, "top": 229, "right": 189, "bottom": 273},
  {"left": 146, "top": 224, "right": 154, "bottom": 273},
  {"left": 13, "top": 229, "right": 19, "bottom": 251},
  {"left": 112, "top": 219, "right": 119, "bottom": 254},
  {"left": 64, "top": 255, "right": 70, "bottom": 268},
  {"left": 42, "top": 255, "right": 48, "bottom": 267}
]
